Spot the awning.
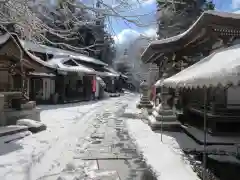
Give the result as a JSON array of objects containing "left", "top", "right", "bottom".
[{"left": 157, "top": 44, "right": 240, "bottom": 88}]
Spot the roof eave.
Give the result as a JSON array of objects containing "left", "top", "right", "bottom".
[{"left": 142, "top": 10, "right": 240, "bottom": 61}]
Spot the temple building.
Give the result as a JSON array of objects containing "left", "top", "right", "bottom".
[
  {"left": 141, "top": 10, "right": 240, "bottom": 134},
  {"left": 0, "top": 33, "right": 54, "bottom": 125}
]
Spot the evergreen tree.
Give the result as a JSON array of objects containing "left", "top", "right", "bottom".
[{"left": 156, "top": 0, "right": 215, "bottom": 38}]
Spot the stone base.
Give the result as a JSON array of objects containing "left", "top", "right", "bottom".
[
  {"left": 4, "top": 108, "right": 41, "bottom": 125},
  {"left": 152, "top": 110, "right": 175, "bottom": 118},
  {"left": 148, "top": 115, "right": 181, "bottom": 131},
  {"left": 155, "top": 104, "right": 172, "bottom": 113},
  {"left": 21, "top": 101, "right": 36, "bottom": 110},
  {"left": 136, "top": 102, "right": 153, "bottom": 109},
  {"left": 153, "top": 110, "right": 177, "bottom": 121}
]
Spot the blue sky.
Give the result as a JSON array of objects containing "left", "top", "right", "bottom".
[
  {"left": 111, "top": 0, "right": 240, "bottom": 45},
  {"left": 111, "top": 0, "right": 240, "bottom": 32}
]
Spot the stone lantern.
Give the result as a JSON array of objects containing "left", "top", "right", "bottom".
[
  {"left": 148, "top": 73, "right": 180, "bottom": 130},
  {"left": 136, "top": 80, "right": 153, "bottom": 112}
]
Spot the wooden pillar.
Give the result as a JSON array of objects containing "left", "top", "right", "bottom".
[{"left": 62, "top": 75, "right": 66, "bottom": 102}]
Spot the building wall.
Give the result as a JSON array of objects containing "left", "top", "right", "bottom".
[
  {"left": 42, "top": 78, "right": 52, "bottom": 101},
  {"left": 0, "top": 70, "right": 10, "bottom": 90},
  {"left": 31, "top": 77, "right": 55, "bottom": 102},
  {"left": 227, "top": 86, "right": 240, "bottom": 107}
]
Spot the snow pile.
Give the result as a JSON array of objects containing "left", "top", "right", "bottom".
[
  {"left": 17, "top": 119, "right": 47, "bottom": 133},
  {"left": 17, "top": 119, "right": 44, "bottom": 128},
  {"left": 125, "top": 119, "right": 200, "bottom": 180}
]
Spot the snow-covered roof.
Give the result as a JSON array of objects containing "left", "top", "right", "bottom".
[
  {"left": 0, "top": 33, "right": 54, "bottom": 69},
  {"left": 158, "top": 44, "right": 240, "bottom": 88},
  {"left": 96, "top": 76, "right": 106, "bottom": 86},
  {"left": 103, "top": 66, "right": 120, "bottom": 77},
  {"left": 48, "top": 56, "right": 121, "bottom": 77},
  {"left": 141, "top": 10, "right": 240, "bottom": 63},
  {"left": 47, "top": 56, "right": 96, "bottom": 75},
  {"left": 29, "top": 72, "right": 55, "bottom": 77},
  {"left": 98, "top": 71, "right": 119, "bottom": 77},
  {"left": 20, "top": 40, "right": 107, "bottom": 66},
  {"left": 0, "top": 33, "right": 12, "bottom": 45}
]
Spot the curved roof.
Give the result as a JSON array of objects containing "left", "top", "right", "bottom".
[
  {"left": 141, "top": 10, "right": 240, "bottom": 63},
  {"left": 47, "top": 56, "right": 96, "bottom": 74},
  {"left": 20, "top": 40, "right": 107, "bottom": 66},
  {"left": 47, "top": 56, "right": 120, "bottom": 77}
]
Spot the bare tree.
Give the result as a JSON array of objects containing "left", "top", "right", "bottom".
[{"left": 0, "top": 0, "right": 155, "bottom": 55}]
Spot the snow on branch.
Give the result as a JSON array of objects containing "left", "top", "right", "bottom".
[{"left": 0, "top": 0, "right": 154, "bottom": 53}]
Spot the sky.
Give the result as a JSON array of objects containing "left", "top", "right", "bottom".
[{"left": 103, "top": 0, "right": 240, "bottom": 45}]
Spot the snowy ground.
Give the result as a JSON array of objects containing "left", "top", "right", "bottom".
[
  {"left": 3, "top": 92, "right": 234, "bottom": 180},
  {"left": 123, "top": 98, "right": 239, "bottom": 180},
  {"left": 122, "top": 100, "right": 200, "bottom": 180},
  {"left": 0, "top": 93, "right": 155, "bottom": 180}
]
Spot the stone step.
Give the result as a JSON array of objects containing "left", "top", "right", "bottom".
[
  {"left": 21, "top": 101, "right": 36, "bottom": 110},
  {"left": 148, "top": 115, "right": 182, "bottom": 131},
  {"left": 152, "top": 110, "right": 174, "bottom": 117},
  {"left": 155, "top": 105, "right": 172, "bottom": 112},
  {"left": 139, "top": 99, "right": 151, "bottom": 103},
  {"left": 137, "top": 103, "right": 153, "bottom": 109},
  {"left": 154, "top": 114, "right": 177, "bottom": 122},
  {"left": 0, "top": 125, "right": 29, "bottom": 137}
]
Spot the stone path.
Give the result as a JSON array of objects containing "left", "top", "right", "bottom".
[{"left": 75, "top": 106, "right": 156, "bottom": 180}]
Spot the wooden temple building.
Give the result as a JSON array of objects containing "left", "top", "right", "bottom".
[
  {"left": 141, "top": 10, "right": 240, "bottom": 134},
  {"left": 0, "top": 32, "right": 122, "bottom": 126},
  {"left": 20, "top": 40, "right": 123, "bottom": 103},
  {"left": 0, "top": 33, "right": 55, "bottom": 125}
]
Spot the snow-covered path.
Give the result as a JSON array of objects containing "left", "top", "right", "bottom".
[{"left": 0, "top": 93, "right": 149, "bottom": 180}]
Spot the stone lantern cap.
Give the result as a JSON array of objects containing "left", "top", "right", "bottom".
[
  {"left": 162, "top": 73, "right": 168, "bottom": 79},
  {"left": 140, "top": 80, "right": 148, "bottom": 90}
]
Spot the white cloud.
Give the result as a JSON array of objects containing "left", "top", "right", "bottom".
[
  {"left": 142, "top": 0, "right": 155, "bottom": 5},
  {"left": 232, "top": 0, "right": 240, "bottom": 8},
  {"left": 114, "top": 28, "right": 156, "bottom": 44},
  {"left": 142, "top": 28, "right": 157, "bottom": 38},
  {"left": 114, "top": 29, "right": 141, "bottom": 44}
]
